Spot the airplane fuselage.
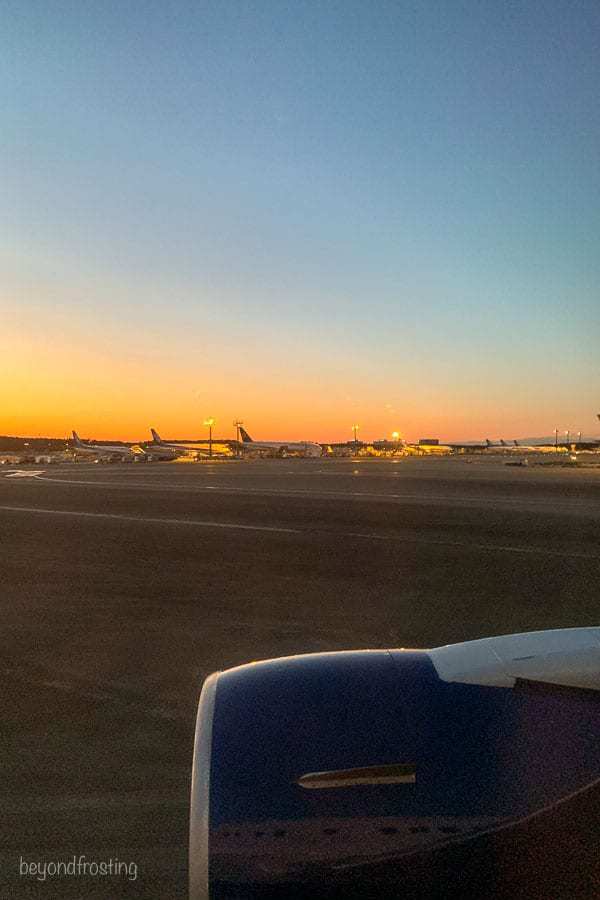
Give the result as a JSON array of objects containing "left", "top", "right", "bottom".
[
  {"left": 72, "top": 432, "right": 141, "bottom": 458},
  {"left": 241, "top": 440, "right": 322, "bottom": 457},
  {"left": 76, "top": 445, "right": 138, "bottom": 458},
  {"left": 151, "top": 441, "right": 207, "bottom": 456}
]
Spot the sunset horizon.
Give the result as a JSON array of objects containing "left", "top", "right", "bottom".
[{"left": 3, "top": 2, "right": 597, "bottom": 445}]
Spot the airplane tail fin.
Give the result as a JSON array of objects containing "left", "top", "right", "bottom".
[
  {"left": 485, "top": 438, "right": 492, "bottom": 447},
  {"left": 239, "top": 426, "right": 253, "bottom": 443},
  {"left": 72, "top": 430, "right": 84, "bottom": 447},
  {"left": 514, "top": 440, "right": 519, "bottom": 447},
  {"left": 150, "top": 428, "right": 162, "bottom": 444}
]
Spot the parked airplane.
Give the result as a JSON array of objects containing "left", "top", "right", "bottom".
[
  {"left": 511, "top": 439, "right": 547, "bottom": 452},
  {"left": 148, "top": 428, "right": 213, "bottom": 459},
  {"left": 239, "top": 426, "right": 322, "bottom": 457},
  {"left": 481, "top": 438, "right": 521, "bottom": 450},
  {"left": 444, "top": 439, "right": 489, "bottom": 451},
  {"left": 71, "top": 431, "right": 144, "bottom": 460},
  {"left": 494, "top": 439, "right": 527, "bottom": 451},
  {"left": 484, "top": 439, "right": 547, "bottom": 452}
]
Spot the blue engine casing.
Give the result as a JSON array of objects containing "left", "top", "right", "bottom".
[{"left": 190, "top": 645, "right": 600, "bottom": 898}]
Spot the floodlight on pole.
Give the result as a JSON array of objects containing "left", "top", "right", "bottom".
[
  {"left": 352, "top": 424, "right": 359, "bottom": 454},
  {"left": 204, "top": 418, "right": 215, "bottom": 458}
]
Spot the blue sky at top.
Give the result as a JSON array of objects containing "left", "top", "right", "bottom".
[{"left": 2, "top": 1, "right": 599, "bottom": 438}]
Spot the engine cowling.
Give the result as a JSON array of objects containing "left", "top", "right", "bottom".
[{"left": 190, "top": 629, "right": 600, "bottom": 899}]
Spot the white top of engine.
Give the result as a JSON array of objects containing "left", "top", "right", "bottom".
[{"left": 428, "top": 627, "right": 600, "bottom": 691}]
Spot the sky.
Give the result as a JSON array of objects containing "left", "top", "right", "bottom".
[{"left": 2, "top": 0, "right": 599, "bottom": 441}]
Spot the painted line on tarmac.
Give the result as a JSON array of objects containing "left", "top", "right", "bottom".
[
  {"left": 0, "top": 504, "right": 300, "bottom": 535},
  {"left": 15, "top": 474, "right": 599, "bottom": 515},
  {"left": 1, "top": 504, "right": 598, "bottom": 561},
  {"left": 342, "top": 532, "right": 600, "bottom": 560}
]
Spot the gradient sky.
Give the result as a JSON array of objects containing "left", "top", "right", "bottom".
[{"left": 3, "top": 1, "right": 599, "bottom": 441}]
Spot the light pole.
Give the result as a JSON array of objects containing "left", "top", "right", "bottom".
[
  {"left": 565, "top": 430, "right": 570, "bottom": 447},
  {"left": 352, "top": 424, "right": 359, "bottom": 455},
  {"left": 554, "top": 428, "right": 558, "bottom": 452},
  {"left": 204, "top": 418, "right": 215, "bottom": 458}
]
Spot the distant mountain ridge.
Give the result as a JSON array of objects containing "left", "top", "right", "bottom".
[{"left": 517, "top": 435, "right": 600, "bottom": 445}]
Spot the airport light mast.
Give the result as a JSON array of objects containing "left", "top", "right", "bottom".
[
  {"left": 204, "top": 417, "right": 215, "bottom": 458},
  {"left": 352, "top": 424, "right": 359, "bottom": 455}
]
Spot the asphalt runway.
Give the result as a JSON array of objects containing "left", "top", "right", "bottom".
[{"left": 1, "top": 457, "right": 599, "bottom": 898}]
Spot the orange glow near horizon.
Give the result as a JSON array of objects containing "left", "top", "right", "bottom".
[
  {"left": 1, "top": 355, "right": 595, "bottom": 445},
  {"left": 2, "top": 387, "right": 594, "bottom": 445},
  {"left": 2, "top": 305, "right": 595, "bottom": 445},
  {"left": 1, "top": 365, "right": 592, "bottom": 446}
]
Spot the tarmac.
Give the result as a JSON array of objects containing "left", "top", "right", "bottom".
[{"left": 1, "top": 456, "right": 599, "bottom": 898}]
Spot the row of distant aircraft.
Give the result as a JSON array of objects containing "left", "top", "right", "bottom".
[
  {"left": 71, "top": 427, "right": 323, "bottom": 460},
  {"left": 70, "top": 422, "right": 600, "bottom": 461},
  {"left": 448, "top": 438, "right": 548, "bottom": 452}
]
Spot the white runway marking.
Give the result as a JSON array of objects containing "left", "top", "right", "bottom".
[
  {"left": 0, "top": 505, "right": 300, "bottom": 535},
  {"left": 19, "top": 473, "right": 600, "bottom": 516},
  {"left": 1, "top": 504, "right": 598, "bottom": 560},
  {"left": 5, "top": 470, "right": 46, "bottom": 478},
  {"left": 342, "top": 531, "right": 600, "bottom": 560}
]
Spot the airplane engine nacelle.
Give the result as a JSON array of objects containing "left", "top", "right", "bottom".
[{"left": 190, "top": 629, "right": 600, "bottom": 899}]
